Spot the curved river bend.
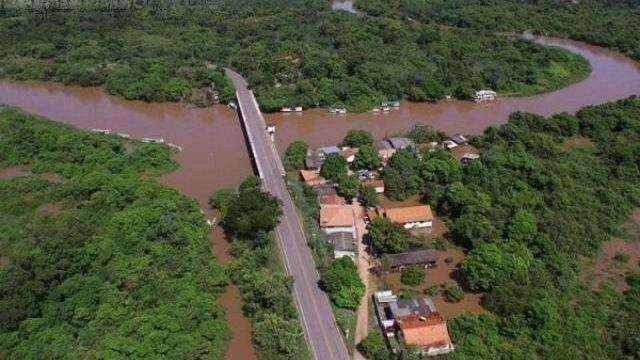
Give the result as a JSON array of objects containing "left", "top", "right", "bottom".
[{"left": 0, "top": 37, "right": 639, "bottom": 359}]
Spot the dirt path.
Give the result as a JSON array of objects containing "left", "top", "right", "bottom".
[{"left": 352, "top": 202, "right": 372, "bottom": 359}]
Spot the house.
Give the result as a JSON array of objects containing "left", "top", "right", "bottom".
[
  {"left": 362, "top": 179, "right": 385, "bottom": 193},
  {"left": 450, "top": 134, "right": 468, "bottom": 145},
  {"left": 387, "top": 137, "right": 415, "bottom": 150},
  {"left": 327, "top": 232, "right": 356, "bottom": 260},
  {"left": 460, "top": 153, "right": 480, "bottom": 163},
  {"left": 305, "top": 150, "right": 324, "bottom": 170},
  {"left": 385, "top": 249, "right": 438, "bottom": 270},
  {"left": 372, "top": 291, "right": 454, "bottom": 356},
  {"left": 299, "top": 169, "right": 326, "bottom": 186},
  {"left": 374, "top": 139, "right": 396, "bottom": 160},
  {"left": 443, "top": 140, "right": 458, "bottom": 149},
  {"left": 320, "top": 146, "right": 341, "bottom": 157},
  {"left": 396, "top": 313, "right": 455, "bottom": 356},
  {"left": 341, "top": 147, "right": 358, "bottom": 163},
  {"left": 315, "top": 184, "right": 344, "bottom": 205},
  {"left": 384, "top": 205, "right": 433, "bottom": 229},
  {"left": 474, "top": 90, "right": 497, "bottom": 102},
  {"left": 319, "top": 204, "right": 356, "bottom": 236}
]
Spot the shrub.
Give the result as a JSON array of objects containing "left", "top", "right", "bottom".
[{"left": 400, "top": 266, "right": 426, "bottom": 286}]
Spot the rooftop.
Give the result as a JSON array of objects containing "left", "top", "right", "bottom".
[
  {"left": 386, "top": 249, "right": 438, "bottom": 268},
  {"left": 374, "top": 139, "right": 394, "bottom": 151},
  {"left": 385, "top": 205, "right": 433, "bottom": 224},
  {"left": 396, "top": 313, "right": 452, "bottom": 349},
  {"left": 390, "top": 296, "right": 437, "bottom": 318},
  {"left": 387, "top": 137, "right": 415, "bottom": 150},
  {"left": 363, "top": 179, "right": 384, "bottom": 188},
  {"left": 320, "top": 205, "right": 355, "bottom": 228},
  {"left": 450, "top": 134, "right": 468, "bottom": 145},
  {"left": 320, "top": 146, "right": 341, "bottom": 155},
  {"left": 327, "top": 231, "right": 356, "bottom": 252}
]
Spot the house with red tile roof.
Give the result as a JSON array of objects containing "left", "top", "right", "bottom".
[
  {"left": 396, "top": 313, "right": 455, "bottom": 356},
  {"left": 319, "top": 204, "right": 356, "bottom": 236},
  {"left": 384, "top": 205, "right": 433, "bottom": 229}
]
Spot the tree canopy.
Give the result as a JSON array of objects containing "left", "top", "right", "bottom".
[{"left": 0, "top": 109, "right": 230, "bottom": 358}]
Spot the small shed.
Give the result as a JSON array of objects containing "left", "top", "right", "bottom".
[{"left": 385, "top": 249, "right": 438, "bottom": 270}]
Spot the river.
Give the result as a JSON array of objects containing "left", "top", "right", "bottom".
[{"left": 0, "top": 37, "right": 639, "bottom": 359}]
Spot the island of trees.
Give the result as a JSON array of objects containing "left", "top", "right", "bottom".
[{"left": 0, "top": 0, "right": 605, "bottom": 112}]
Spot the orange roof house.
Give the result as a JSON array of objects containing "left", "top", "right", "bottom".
[
  {"left": 299, "top": 169, "right": 326, "bottom": 186},
  {"left": 396, "top": 313, "right": 454, "bottom": 355},
  {"left": 384, "top": 205, "right": 433, "bottom": 229},
  {"left": 320, "top": 205, "right": 356, "bottom": 236}
]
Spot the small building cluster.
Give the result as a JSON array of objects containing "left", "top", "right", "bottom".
[{"left": 374, "top": 291, "right": 455, "bottom": 356}]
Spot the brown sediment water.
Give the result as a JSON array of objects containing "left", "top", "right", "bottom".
[
  {"left": 0, "top": 37, "right": 639, "bottom": 358},
  {"left": 265, "top": 37, "right": 640, "bottom": 152},
  {"left": 0, "top": 82, "right": 257, "bottom": 360}
]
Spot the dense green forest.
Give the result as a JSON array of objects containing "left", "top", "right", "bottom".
[
  {"left": 362, "top": 97, "right": 640, "bottom": 358},
  {"left": 357, "top": 0, "right": 640, "bottom": 62},
  {"left": 210, "top": 177, "right": 310, "bottom": 359},
  {"left": 0, "top": 0, "right": 592, "bottom": 111},
  {"left": 0, "top": 108, "right": 230, "bottom": 358}
]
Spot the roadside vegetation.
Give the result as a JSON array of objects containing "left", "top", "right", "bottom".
[
  {"left": 210, "top": 177, "right": 310, "bottom": 360},
  {"left": 0, "top": 108, "right": 231, "bottom": 358},
  {"left": 0, "top": 0, "right": 592, "bottom": 111}
]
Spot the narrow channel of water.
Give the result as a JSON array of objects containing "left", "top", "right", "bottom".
[{"left": 0, "top": 37, "right": 639, "bottom": 359}]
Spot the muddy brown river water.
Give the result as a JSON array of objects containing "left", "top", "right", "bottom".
[{"left": 0, "top": 37, "right": 639, "bottom": 359}]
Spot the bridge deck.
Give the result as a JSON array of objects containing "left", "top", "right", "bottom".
[{"left": 226, "top": 69, "right": 350, "bottom": 360}]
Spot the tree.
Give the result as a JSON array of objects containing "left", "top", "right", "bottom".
[
  {"left": 444, "top": 285, "right": 465, "bottom": 302},
  {"left": 321, "top": 257, "right": 365, "bottom": 309},
  {"left": 343, "top": 129, "right": 374, "bottom": 147},
  {"left": 337, "top": 174, "right": 359, "bottom": 200},
  {"left": 353, "top": 144, "right": 381, "bottom": 170},
  {"left": 320, "top": 153, "right": 348, "bottom": 181},
  {"left": 253, "top": 314, "right": 302, "bottom": 359},
  {"left": 223, "top": 184, "right": 282, "bottom": 239},
  {"left": 359, "top": 185, "right": 379, "bottom": 208},
  {"left": 368, "top": 217, "right": 410, "bottom": 254},
  {"left": 209, "top": 188, "right": 236, "bottom": 216},
  {"left": 408, "top": 124, "right": 444, "bottom": 144},
  {"left": 419, "top": 150, "right": 462, "bottom": 185},
  {"left": 284, "top": 140, "right": 308, "bottom": 170},
  {"left": 461, "top": 242, "right": 534, "bottom": 292},
  {"left": 400, "top": 266, "right": 426, "bottom": 286},
  {"left": 383, "top": 149, "right": 421, "bottom": 200},
  {"left": 359, "top": 332, "right": 390, "bottom": 360}
]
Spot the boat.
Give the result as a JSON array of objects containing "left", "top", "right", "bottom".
[
  {"left": 228, "top": 101, "right": 237, "bottom": 110},
  {"left": 391, "top": 101, "right": 400, "bottom": 108},
  {"left": 380, "top": 106, "right": 391, "bottom": 112},
  {"left": 281, "top": 107, "right": 293, "bottom": 112},
  {"left": 294, "top": 106, "right": 303, "bottom": 112},
  {"left": 167, "top": 143, "right": 183, "bottom": 151},
  {"left": 336, "top": 108, "right": 347, "bottom": 114},
  {"left": 116, "top": 133, "right": 130, "bottom": 139},
  {"left": 91, "top": 128, "right": 111, "bottom": 135},
  {"left": 142, "top": 137, "right": 164, "bottom": 144}
]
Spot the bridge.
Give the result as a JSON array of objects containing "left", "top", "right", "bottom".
[{"left": 225, "top": 69, "right": 351, "bottom": 360}]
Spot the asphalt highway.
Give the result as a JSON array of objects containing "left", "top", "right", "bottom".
[{"left": 226, "top": 69, "right": 350, "bottom": 360}]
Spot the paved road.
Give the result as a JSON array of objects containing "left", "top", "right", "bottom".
[{"left": 226, "top": 69, "right": 350, "bottom": 360}]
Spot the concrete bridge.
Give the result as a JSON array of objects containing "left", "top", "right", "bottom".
[{"left": 225, "top": 69, "right": 350, "bottom": 360}]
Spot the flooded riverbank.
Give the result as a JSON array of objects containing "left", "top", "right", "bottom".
[
  {"left": 265, "top": 37, "right": 640, "bottom": 151},
  {"left": 0, "top": 81, "right": 257, "bottom": 359},
  {"left": 0, "top": 36, "right": 639, "bottom": 359}
]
